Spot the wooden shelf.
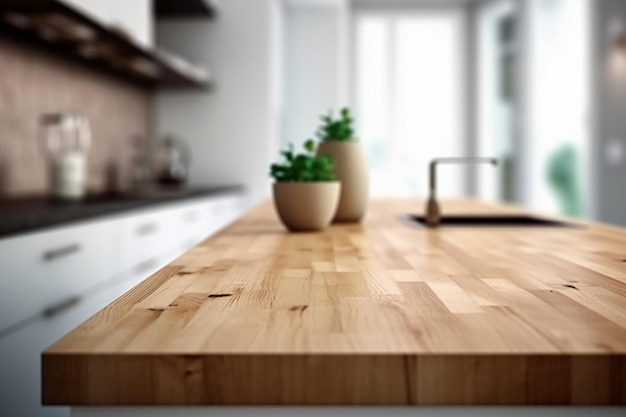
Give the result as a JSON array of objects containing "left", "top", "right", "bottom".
[
  {"left": 0, "top": 0, "right": 210, "bottom": 89},
  {"left": 155, "top": 0, "right": 217, "bottom": 18}
]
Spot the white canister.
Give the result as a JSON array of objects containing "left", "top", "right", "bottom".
[{"left": 51, "top": 152, "right": 87, "bottom": 200}]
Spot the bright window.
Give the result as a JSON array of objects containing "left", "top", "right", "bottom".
[{"left": 355, "top": 9, "right": 466, "bottom": 197}]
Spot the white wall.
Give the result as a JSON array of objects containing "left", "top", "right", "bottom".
[
  {"left": 156, "top": 0, "right": 281, "bottom": 206},
  {"left": 63, "top": 0, "right": 153, "bottom": 47},
  {"left": 281, "top": 1, "right": 350, "bottom": 151}
]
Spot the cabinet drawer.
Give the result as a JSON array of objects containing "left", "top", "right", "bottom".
[
  {"left": 119, "top": 208, "right": 169, "bottom": 271},
  {"left": 220, "top": 195, "right": 245, "bottom": 224},
  {"left": 205, "top": 194, "right": 245, "bottom": 235},
  {"left": 0, "top": 274, "right": 132, "bottom": 417},
  {"left": 175, "top": 200, "right": 209, "bottom": 248},
  {"left": 0, "top": 219, "right": 117, "bottom": 333},
  {"left": 120, "top": 201, "right": 206, "bottom": 269}
]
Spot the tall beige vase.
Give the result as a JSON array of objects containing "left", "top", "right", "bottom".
[{"left": 317, "top": 141, "right": 369, "bottom": 222}]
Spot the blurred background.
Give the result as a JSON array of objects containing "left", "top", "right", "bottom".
[
  {"left": 278, "top": 0, "right": 610, "bottom": 223},
  {"left": 0, "top": 0, "right": 625, "bottom": 226}
]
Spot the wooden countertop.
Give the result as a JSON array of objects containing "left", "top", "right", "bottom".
[{"left": 43, "top": 199, "right": 626, "bottom": 405}]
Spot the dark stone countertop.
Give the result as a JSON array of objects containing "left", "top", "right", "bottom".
[{"left": 0, "top": 185, "right": 244, "bottom": 240}]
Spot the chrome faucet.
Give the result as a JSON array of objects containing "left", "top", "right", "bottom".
[{"left": 425, "top": 157, "right": 498, "bottom": 227}]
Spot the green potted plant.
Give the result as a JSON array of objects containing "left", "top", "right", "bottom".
[
  {"left": 270, "top": 140, "right": 341, "bottom": 231},
  {"left": 315, "top": 107, "right": 369, "bottom": 222}
]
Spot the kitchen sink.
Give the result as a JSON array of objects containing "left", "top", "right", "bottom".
[{"left": 405, "top": 214, "right": 580, "bottom": 228}]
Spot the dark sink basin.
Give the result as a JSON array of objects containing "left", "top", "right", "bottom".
[{"left": 406, "top": 214, "right": 580, "bottom": 228}]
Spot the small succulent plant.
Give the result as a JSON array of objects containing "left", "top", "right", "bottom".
[
  {"left": 270, "top": 140, "right": 336, "bottom": 182},
  {"left": 316, "top": 107, "right": 355, "bottom": 142}
]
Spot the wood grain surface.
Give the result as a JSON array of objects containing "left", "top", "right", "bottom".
[{"left": 43, "top": 199, "right": 626, "bottom": 405}]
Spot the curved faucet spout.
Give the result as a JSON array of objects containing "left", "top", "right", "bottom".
[{"left": 426, "top": 157, "right": 498, "bottom": 227}]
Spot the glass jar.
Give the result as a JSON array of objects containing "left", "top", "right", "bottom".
[
  {"left": 154, "top": 135, "right": 190, "bottom": 186},
  {"left": 40, "top": 113, "right": 91, "bottom": 201}
]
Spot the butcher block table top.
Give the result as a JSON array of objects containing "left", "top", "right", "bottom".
[{"left": 43, "top": 199, "right": 626, "bottom": 405}]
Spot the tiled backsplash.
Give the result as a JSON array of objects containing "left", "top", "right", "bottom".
[{"left": 0, "top": 34, "right": 150, "bottom": 197}]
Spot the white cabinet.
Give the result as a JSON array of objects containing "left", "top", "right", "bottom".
[
  {"left": 119, "top": 206, "right": 171, "bottom": 272},
  {"left": 205, "top": 194, "right": 245, "bottom": 235},
  {"left": 118, "top": 196, "right": 238, "bottom": 274},
  {"left": 175, "top": 200, "right": 211, "bottom": 248},
  {"left": 0, "top": 276, "right": 129, "bottom": 417},
  {"left": 0, "top": 218, "right": 121, "bottom": 334},
  {"left": 0, "top": 191, "right": 245, "bottom": 417},
  {"left": 61, "top": 0, "right": 153, "bottom": 47}
]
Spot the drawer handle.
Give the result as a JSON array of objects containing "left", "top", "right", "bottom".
[
  {"left": 135, "top": 258, "right": 157, "bottom": 274},
  {"left": 42, "top": 295, "right": 81, "bottom": 318},
  {"left": 182, "top": 237, "right": 196, "bottom": 249},
  {"left": 136, "top": 222, "right": 158, "bottom": 236},
  {"left": 183, "top": 211, "right": 199, "bottom": 223},
  {"left": 43, "top": 243, "right": 81, "bottom": 261}
]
